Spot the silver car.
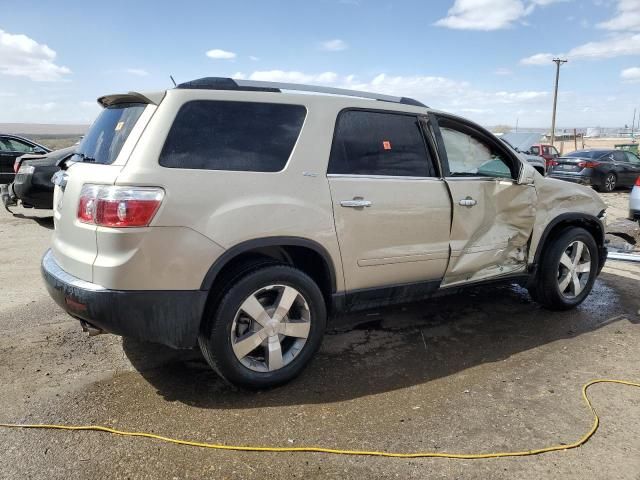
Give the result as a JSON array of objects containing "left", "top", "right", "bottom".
[{"left": 630, "top": 176, "right": 640, "bottom": 224}]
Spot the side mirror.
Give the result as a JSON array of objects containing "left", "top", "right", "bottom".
[
  {"left": 518, "top": 161, "right": 536, "bottom": 185},
  {"left": 33, "top": 147, "right": 47, "bottom": 154}
]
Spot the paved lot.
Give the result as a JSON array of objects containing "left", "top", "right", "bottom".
[{"left": 0, "top": 193, "right": 639, "bottom": 479}]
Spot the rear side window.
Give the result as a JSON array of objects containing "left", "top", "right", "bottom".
[
  {"left": 625, "top": 152, "right": 640, "bottom": 164},
  {"left": 613, "top": 151, "right": 627, "bottom": 162},
  {"left": 328, "top": 110, "right": 433, "bottom": 177},
  {"left": 3, "top": 138, "right": 34, "bottom": 152},
  {"left": 530, "top": 146, "right": 540, "bottom": 155},
  {"left": 159, "top": 101, "right": 306, "bottom": 172},
  {"left": 75, "top": 103, "right": 146, "bottom": 165}
]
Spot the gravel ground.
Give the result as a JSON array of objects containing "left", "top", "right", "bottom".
[{"left": 0, "top": 192, "right": 639, "bottom": 479}]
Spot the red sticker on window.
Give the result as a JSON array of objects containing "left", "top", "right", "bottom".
[{"left": 382, "top": 140, "right": 392, "bottom": 150}]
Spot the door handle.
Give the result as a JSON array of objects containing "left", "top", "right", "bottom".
[
  {"left": 458, "top": 197, "right": 477, "bottom": 207},
  {"left": 340, "top": 198, "right": 372, "bottom": 208}
]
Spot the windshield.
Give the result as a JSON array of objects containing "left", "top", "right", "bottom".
[
  {"left": 73, "top": 103, "right": 146, "bottom": 164},
  {"left": 565, "top": 150, "right": 607, "bottom": 159},
  {"left": 500, "top": 138, "right": 516, "bottom": 151}
]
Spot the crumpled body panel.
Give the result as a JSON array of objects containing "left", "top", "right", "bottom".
[
  {"left": 443, "top": 179, "right": 537, "bottom": 286},
  {"left": 528, "top": 177, "right": 606, "bottom": 262}
]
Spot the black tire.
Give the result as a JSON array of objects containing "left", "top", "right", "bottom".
[
  {"left": 198, "top": 264, "right": 326, "bottom": 389},
  {"left": 528, "top": 227, "right": 598, "bottom": 311},
  {"left": 601, "top": 172, "right": 617, "bottom": 192}
]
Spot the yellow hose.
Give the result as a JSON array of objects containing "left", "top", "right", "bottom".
[{"left": 1, "top": 379, "right": 638, "bottom": 459}]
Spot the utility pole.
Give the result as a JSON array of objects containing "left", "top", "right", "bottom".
[{"left": 550, "top": 58, "right": 567, "bottom": 146}]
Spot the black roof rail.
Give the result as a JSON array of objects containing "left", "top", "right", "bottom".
[{"left": 175, "top": 77, "right": 428, "bottom": 107}]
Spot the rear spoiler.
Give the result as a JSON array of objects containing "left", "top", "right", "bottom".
[{"left": 97, "top": 91, "right": 165, "bottom": 107}]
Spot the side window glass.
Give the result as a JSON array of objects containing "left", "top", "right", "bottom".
[
  {"left": 0, "top": 139, "right": 12, "bottom": 152},
  {"left": 328, "top": 110, "right": 433, "bottom": 177},
  {"left": 550, "top": 146, "right": 559, "bottom": 156},
  {"left": 613, "top": 151, "right": 627, "bottom": 162},
  {"left": 530, "top": 146, "right": 540, "bottom": 155},
  {"left": 542, "top": 146, "right": 550, "bottom": 155},
  {"left": 5, "top": 139, "right": 33, "bottom": 152},
  {"left": 625, "top": 152, "right": 640, "bottom": 164},
  {"left": 160, "top": 101, "right": 306, "bottom": 172},
  {"left": 439, "top": 126, "right": 512, "bottom": 179}
]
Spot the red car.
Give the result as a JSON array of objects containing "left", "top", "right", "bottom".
[{"left": 530, "top": 144, "right": 560, "bottom": 168}]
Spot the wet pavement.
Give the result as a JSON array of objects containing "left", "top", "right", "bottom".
[{"left": 1, "top": 197, "right": 639, "bottom": 479}]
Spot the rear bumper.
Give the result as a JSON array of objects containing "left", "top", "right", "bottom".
[
  {"left": 41, "top": 249, "right": 208, "bottom": 348},
  {"left": 12, "top": 167, "right": 56, "bottom": 209}
]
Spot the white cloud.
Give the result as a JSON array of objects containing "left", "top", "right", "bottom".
[
  {"left": 621, "top": 66, "right": 640, "bottom": 82},
  {"left": 240, "top": 70, "right": 339, "bottom": 84},
  {"left": 597, "top": 0, "right": 640, "bottom": 31},
  {"left": 249, "top": 56, "right": 259, "bottom": 61},
  {"left": 229, "top": 69, "right": 553, "bottom": 126},
  {"left": 520, "top": 52, "right": 555, "bottom": 65},
  {"left": 0, "top": 29, "right": 70, "bottom": 81},
  {"left": 567, "top": 32, "right": 640, "bottom": 58},
  {"left": 494, "top": 67, "right": 513, "bottom": 75},
  {"left": 125, "top": 68, "right": 149, "bottom": 76},
  {"left": 524, "top": 32, "right": 640, "bottom": 63},
  {"left": 319, "top": 39, "right": 347, "bottom": 51},
  {"left": 434, "top": 0, "right": 564, "bottom": 31},
  {"left": 205, "top": 49, "right": 236, "bottom": 59},
  {"left": 522, "top": 1, "right": 640, "bottom": 64}
]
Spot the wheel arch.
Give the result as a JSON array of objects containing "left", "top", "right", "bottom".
[
  {"left": 200, "top": 237, "right": 338, "bottom": 296},
  {"left": 532, "top": 212, "right": 607, "bottom": 273}
]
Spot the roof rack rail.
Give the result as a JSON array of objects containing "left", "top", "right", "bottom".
[{"left": 175, "top": 77, "right": 427, "bottom": 108}]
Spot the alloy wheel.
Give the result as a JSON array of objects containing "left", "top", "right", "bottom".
[
  {"left": 557, "top": 240, "right": 591, "bottom": 299},
  {"left": 230, "top": 285, "right": 311, "bottom": 372},
  {"left": 605, "top": 174, "right": 616, "bottom": 192}
]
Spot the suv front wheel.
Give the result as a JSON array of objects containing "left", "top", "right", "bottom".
[
  {"left": 529, "top": 227, "right": 599, "bottom": 310},
  {"left": 199, "top": 264, "right": 326, "bottom": 389}
]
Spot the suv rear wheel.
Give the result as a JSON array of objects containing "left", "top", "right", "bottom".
[
  {"left": 198, "top": 264, "right": 326, "bottom": 389},
  {"left": 529, "top": 227, "right": 598, "bottom": 310}
]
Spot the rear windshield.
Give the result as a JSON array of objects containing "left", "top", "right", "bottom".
[
  {"left": 73, "top": 103, "right": 146, "bottom": 165},
  {"left": 159, "top": 101, "right": 306, "bottom": 172},
  {"left": 565, "top": 151, "right": 607, "bottom": 159}
]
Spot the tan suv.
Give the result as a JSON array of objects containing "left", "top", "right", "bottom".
[{"left": 42, "top": 77, "right": 608, "bottom": 388}]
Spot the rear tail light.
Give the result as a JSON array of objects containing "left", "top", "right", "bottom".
[
  {"left": 77, "top": 185, "right": 164, "bottom": 227},
  {"left": 635, "top": 176, "right": 640, "bottom": 187},
  {"left": 548, "top": 160, "right": 559, "bottom": 167},
  {"left": 17, "top": 164, "right": 35, "bottom": 175},
  {"left": 577, "top": 161, "right": 600, "bottom": 168},
  {"left": 13, "top": 159, "right": 21, "bottom": 173}
]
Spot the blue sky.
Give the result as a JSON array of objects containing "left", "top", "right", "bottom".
[{"left": 0, "top": 0, "right": 639, "bottom": 127}]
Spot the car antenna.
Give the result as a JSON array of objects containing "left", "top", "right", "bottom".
[{"left": 170, "top": 75, "right": 177, "bottom": 87}]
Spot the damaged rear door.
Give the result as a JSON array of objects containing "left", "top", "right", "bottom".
[{"left": 429, "top": 114, "right": 537, "bottom": 286}]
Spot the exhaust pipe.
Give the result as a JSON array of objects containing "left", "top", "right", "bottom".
[{"left": 80, "top": 320, "right": 104, "bottom": 336}]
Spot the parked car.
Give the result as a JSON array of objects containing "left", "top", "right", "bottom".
[
  {"left": 499, "top": 133, "right": 559, "bottom": 170},
  {"left": 0, "top": 134, "right": 50, "bottom": 184},
  {"left": 42, "top": 77, "right": 608, "bottom": 389},
  {"left": 530, "top": 143, "right": 560, "bottom": 169},
  {"left": 630, "top": 176, "right": 640, "bottom": 224},
  {"left": 549, "top": 149, "right": 640, "bottom": 192},
  {"left": 4, "top": 146, "right": 75, "bottom": 210},
  {"left": 500, "top": 138, "right": 546, "bottom": 175}
]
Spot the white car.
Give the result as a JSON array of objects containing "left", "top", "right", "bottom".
[{"left": 630, "top": 176, "right": 640, "bottom": 224}]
